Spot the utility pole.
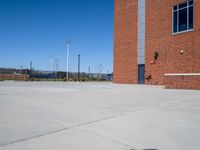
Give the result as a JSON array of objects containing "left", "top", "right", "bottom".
[
  {"left": 66, "top": 40, "right": 70, "bottom": 80},
  {"left": 20, "top": 66, "right": 23, "bottom": 74},
  {"left": 98, "top": 64, "right": 102, "bottom": 80},
  {"left": 78, "top": 53, "right": 80, "bottom": 81},
  {"left": 30, "top": 62, "right": 32, "bottom": 70},
  {"left": 30, "top": 62, "right": 32, "bottom": 76},
  {"left": 50, "top": 56, "right": 53, "bottom": 72},
  {"left": 107, "top": 69, "right": 109, "bottom": 80},
  {"left": 56, "top": 58, "right": 59, "bottom": 79},
  {"left": 50, "top": 56, "right": 53, "bottom": 78},
  {"left": 88, "top": 66, "right": 90, "bottom": 80},
  {"left": 100, "top": 64, "right": 103, "bottom": 74}
]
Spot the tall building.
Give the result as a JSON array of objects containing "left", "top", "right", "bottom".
[{"left": 113, "top": 0, "right": 200, "bottom": 89}]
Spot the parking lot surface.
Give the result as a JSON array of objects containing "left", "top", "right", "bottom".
[{"left": 0, "top": 81, "right": 200, "bottom": 150}]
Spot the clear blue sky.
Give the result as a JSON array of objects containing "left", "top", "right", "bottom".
[{"left": 0, "top": 0, "right": 114, "bottom": 73}]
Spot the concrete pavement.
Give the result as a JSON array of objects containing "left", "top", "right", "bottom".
[{"left": 0, "top": 81, "right": 200, "bottom": 150}]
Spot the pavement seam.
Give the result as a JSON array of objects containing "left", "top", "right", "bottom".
[
  {"left": 75, "top": 128, "right": 139, "bottom": 150},
  {"left": 0, "top": 100, "right": 173, "bottom": 148},
  {"left": 1, "top": 95, "right": 197, "bottom": 148},
  {"left": 0, "top": 115, "right": 118, "bottom": 147}
]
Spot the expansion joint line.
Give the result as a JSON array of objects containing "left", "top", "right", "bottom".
[{"left": 0, "top": 115, "right": 119, "bottom": 148}]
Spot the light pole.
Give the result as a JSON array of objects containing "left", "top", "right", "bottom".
[
  {"left": 100, "top": 64, "right": 103, "bottom": 74},
  {"left": 30, "top": 62, "right": 32, "bottom": 71},
  {"left": 98, "top": 64, "right": 102, "bottom": 80},
  {"left": 30, "top": 61, "right": 32, "bottom": 76},
  {"left": 56, "top": 58, "right": 59, "bottom": 79},
  {"left": 78, "top": 53, "right": 80, "bottom": 81},
  {"left": 20, "top": 66, "right": 23, "bottom": 74},
  {"left": 88, "top": 66, "right": 90, "bottom": 80},
  {"left": 66, "top": 40, "right": 70, "bottom": 80},
  {"left": 50, "top": 56, "right": 53, "bottom": 72}
]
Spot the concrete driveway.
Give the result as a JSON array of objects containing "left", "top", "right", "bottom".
[{"left": 0, "top": 81, "right": 200, "bottom": 150}]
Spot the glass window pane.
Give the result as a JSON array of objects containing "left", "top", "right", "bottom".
[
  {"left": 178, "top": 8, "right": 187, "bottom": 32},
  {"left": 189, "top": 6, "right": 193, "bottom": 29},
  {"left": 179, "top": 2, "right": 187, "bottom": 9},
  {"left": 174, "top": 6, "right": 177, "bottom": 11},
  {"left": 173, "top": 11, "right": 178, "bottom": 33},
  {"left": 189, "top": 0, "right": 193, "bottom": 6}
]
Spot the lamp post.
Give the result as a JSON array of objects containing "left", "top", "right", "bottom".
[
  {"left": 30, "top": 61, "right": 32, "bottom": 76},
  {"left": 56, "top": 58, "right": 59, "bottom": 79},
  {"left": 66, "top": 40, "right": 70, "bottom": 80},
  {"left": 98, "top": 64, "right": 102, "bottom": 80},
  {"left": 50, "top": 56, "right": 53, "bottom": 72},
  {"left": 88, "top": 66, "right": 90, "bottom": 80},
  {"left": 78, "top": 53, "right": 80, "bottom": 81},
  {"left": 20, "top": 66, "right": 23, "bottom": 74}
]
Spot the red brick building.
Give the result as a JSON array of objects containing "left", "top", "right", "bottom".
[{"left": 113, "top": 0, "right": 200, "bottom": 89}]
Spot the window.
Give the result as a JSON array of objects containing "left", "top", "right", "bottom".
[{"left": 173, "top": 0, "right": 193, "bottom": 34}]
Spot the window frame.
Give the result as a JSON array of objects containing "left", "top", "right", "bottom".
[{"left": 172, "top": 0, "right": 194, "bottom": 35}]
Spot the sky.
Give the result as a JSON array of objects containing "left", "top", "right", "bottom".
[{"left": 0, "top": 0, "right": 114, "bottom": 73}]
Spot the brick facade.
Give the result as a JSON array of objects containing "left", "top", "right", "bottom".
[
  {"left": 145, "top": 0, "right": 200, "bottom": 85},
  {"left": 165, "top": 74, "right": 200, "bottom": 90},
  {"left": 113, "top": 0, "right": 138, "bottom": 84},
  {"left": 113, "top": 0, "right": 200, "bottom": 89},
  {"left": 0, "top": 74, "right": 29, "bottom": 80}
]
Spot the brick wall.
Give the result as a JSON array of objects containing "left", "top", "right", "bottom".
[
  {"left": 113, "top": 0, "right": 138, "bottom": 84},
  {"left": 145, "top": 0, "right": 200, "bottom": 85},
  {"left": 0, "top": 74, "right": 30, "bottom": 80},
  {"left": 113, "top": 0, "right": 200, "bottom": 89},
  {"left": 165, "top": 74, "right": 200, "bottom": 90}
]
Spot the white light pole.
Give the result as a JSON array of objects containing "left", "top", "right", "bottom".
[
  {"left": 55, "top": 58, "right": 59, "bottom": 79},
  {"left": 50, "top": 56, "right": 53, "bottom": 72},
  {"left": 66, "top": 40, "right": 70, "bottom": 80},
  {"left": 20, "top": 66, "right": 23, "bottom": 74},
  {"left": 78, "top": 53, "right": 80, "bottom": 81}
]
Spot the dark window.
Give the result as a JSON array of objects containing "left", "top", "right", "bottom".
[
  {"left": 173, "top": 6, "right": 177, "bottom": 11},
  {"left": 173, "top": 0, "right": 193, "bottom": 33},
  {"left": 178, "top": 8, "right": 187, "bottom": 32},
  {"left": 173, "top": 11, "right": 178, "bottom": 32},
  {"left": 189, "top": 6, "right": 193, "bottom": 29},
  {"left": 179, "top": 3, "right": 187, "bottom": 9},
  {"left": 189, "top": 0, "right": 193, "bottom": 5}
]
